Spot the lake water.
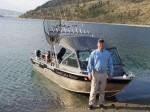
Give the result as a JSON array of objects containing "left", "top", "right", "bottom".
[{"left": 0, "top": 18, "right": 150, "bottom": 111}]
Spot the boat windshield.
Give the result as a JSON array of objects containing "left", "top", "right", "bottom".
[
  {"left": 77, "top": 51, "right": 91, "bottom": 69},
  {"left": 107, "top": 48, "right": 122, "bottom": 65},
  {"left": 77, "top": 48, "right": 122, "bottom": 69}
]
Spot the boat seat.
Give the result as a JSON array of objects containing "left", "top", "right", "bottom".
[{"left": 57, "top": 48, "right": 66, "bottom": 63}]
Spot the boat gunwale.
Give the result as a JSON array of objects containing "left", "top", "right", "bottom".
[{"left": 31, "top": 58, "right": 134, "bottom": 81}]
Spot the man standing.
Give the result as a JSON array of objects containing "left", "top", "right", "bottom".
[{"left": 87, "top": 39, "right": 114, "bottom": 110}]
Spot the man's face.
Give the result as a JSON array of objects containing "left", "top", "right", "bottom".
[{"left": 97, "top": 42, "right": 104, "bottom": 50}]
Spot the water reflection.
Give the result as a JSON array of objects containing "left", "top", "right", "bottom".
[{"left": 31, "top": 70, "right": 90, "bottom": 110}]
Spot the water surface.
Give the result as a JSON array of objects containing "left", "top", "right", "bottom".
[{"left": 0, "top": 18, "right": 150, "bottom": 111}]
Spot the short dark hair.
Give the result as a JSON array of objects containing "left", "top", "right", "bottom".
[{"left": 98, "top": 39, "right": 104, "bottom": 43}]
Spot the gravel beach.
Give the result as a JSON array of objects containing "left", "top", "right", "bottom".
[{"left": 55, "top": 97, "right": 150, "bottom": 112}]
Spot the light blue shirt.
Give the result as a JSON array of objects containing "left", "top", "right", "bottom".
[{"left": 87, "top": 49, "right": 114, "bottom": 76}]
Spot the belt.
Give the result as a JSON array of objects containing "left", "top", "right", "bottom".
[{"left": 93, "top": 69, "right": 107, "bottom": 73}]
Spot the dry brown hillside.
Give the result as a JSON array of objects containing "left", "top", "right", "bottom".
[{"left": 20, "top": 0, "right": 150, "bottom": 25}]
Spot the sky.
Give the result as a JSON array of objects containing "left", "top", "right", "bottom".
[{"left": 0, "top": 0, "right": 49, "bottom": 12}]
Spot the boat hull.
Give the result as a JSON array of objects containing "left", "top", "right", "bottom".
[{"left": 32, "top": 63, "right": 132, "bottom": 97}]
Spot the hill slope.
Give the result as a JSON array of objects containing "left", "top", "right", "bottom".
[{"left": 20, "top": 0, "right": 150, "bottom": 25}]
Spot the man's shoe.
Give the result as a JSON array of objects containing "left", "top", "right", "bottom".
[
  {"left": 99, "top": 104, "right": 107, "bottom": 109},
  {"left": 88, "top": 105, "right": 94, "bottom": 110}
]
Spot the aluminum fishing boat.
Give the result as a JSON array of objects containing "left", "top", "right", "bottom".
[{"left": 31, "top": 19, "right": 134, "bottom": 97}]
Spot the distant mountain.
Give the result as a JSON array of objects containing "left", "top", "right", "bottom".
[
  {"left": 0, "top": 9, "right": 22, "bottom": 18},
  {"left": 0, "top": 15, "right": 4, "bottom": 17}
]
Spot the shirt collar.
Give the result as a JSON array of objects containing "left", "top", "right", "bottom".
[{"left": 97, "top": 48, "right": 105, "bottom": 52}]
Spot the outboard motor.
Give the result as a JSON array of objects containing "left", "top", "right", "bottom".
[{"left": 35, "top": 50, "right": 41, "bottom": 60}]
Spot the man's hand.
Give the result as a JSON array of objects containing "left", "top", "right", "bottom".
[
  {"left": 108, "top": 75, "right": 112, "bottom": 80},
  {"left": 88, "top": 75, "right": 92, "bottom": 80}
]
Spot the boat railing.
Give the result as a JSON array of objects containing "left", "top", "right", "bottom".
[
  {"left": 59, "top": 22, "right": 94, "bottom": 37},
  {"left": 43, "top": 19, "right": 99, "bottom": 44}
]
